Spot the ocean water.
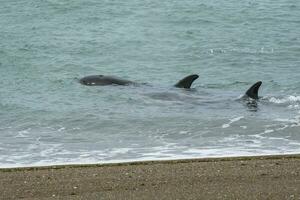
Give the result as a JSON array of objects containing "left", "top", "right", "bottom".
[{"left": 0, "top": 0, "right": 300, "bottom": 168}]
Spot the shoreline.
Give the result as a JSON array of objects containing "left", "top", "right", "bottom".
[
  {"left": 2, "top": 153, "right": 300, "bottom": 171},
  {"left": 1, "top": 154, "right": 300, "bottom": 199}
]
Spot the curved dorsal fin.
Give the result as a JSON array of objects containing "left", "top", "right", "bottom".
[
  {"left": 174, "top": 74, "right": 199, "bottom": 89},
  {"left": 245, "top": 81, "right": 262, "bottom": 99}
]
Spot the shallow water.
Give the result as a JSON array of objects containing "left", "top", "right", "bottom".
[{"left": 0, "top": 0, "right": 300, "bottom": 167}]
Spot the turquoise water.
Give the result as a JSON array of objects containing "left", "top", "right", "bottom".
[{"left": 1, "top": 0, "right": 300, "bottom": 167}]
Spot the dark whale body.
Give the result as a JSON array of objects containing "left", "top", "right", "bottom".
[
  {"left": 79, "top": 75, "right": 134, "bottom": 86},
  {"left": 80, "top": 74, "right": 199, "bottom": 89},
  {"left": 243, "top": 81, "right": 262, "bottom": 100},
  {"left": 80, "top": 74, "right": 263, "bottom": 101},
  {"left": 241, "top": 81, "right": 262, "bottom": 111}
]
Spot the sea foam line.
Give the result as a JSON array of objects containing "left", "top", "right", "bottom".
[
  {"left": 269, "top": 96, "right": 300, "bottom": 104},
  {"left": 222, "top": 116, "right": 244, "bottom": 128}
]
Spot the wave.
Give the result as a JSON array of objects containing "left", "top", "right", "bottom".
[
  {"left": 268, "top": 95, "right": 300, "bottom": 104},
  {"left": 222, "top": 116, "right": 244, "bottom": 128}
]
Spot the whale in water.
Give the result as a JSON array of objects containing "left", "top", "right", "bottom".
[
  {"left": 79, "top": 74, "right": 199, "bottom": 89},
  {"left": 79, "top": 74, "right": 262, "bottom": 99},
  {"left": 243, "top": 81, "right": 262, "bottom": 100},
  {"left": 79, "top": 75, "right": 134, "bottom": 86}
]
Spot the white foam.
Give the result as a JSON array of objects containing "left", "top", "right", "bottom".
[
  {"left": 57, "top": 127, "right": 65, "bottom": 132},
  {"left": 275, "top": 115, "right": 300, "bottom": 127},
  {"left": 264, "top": 129, "right": 274, "bottom": 134},
  {"left": 222, "top": 124, "right": 230, "bottom": 128},
  {"left": 222, "top": 116, "right": 244, "bottom": 128},
  {"left": 178, "top": 130, "right": 191, "bottom": 135},
  {"left": 15, "top": 133, "right": 28, "bottom": 138},
  {"left": 275, "top": 118, "right": 294, "bottom": 122},
  {"left": 288, "top": 105, "right": 300, "bottom": 109},
  {"left": 291, "top": 123, "right": 300, "bottom": 127},
  {"left": 14, "top": 129, "right": 31, "bottom": 138},
  {"left": 275, "top": 125, "right": 289, "bottom": 131},
  {"left": 269, "top": 96, "right": 300, "bottom": 104},
  {"left": 0, "top": 126, "right": 12, "bottom": 130},
  {"left": 251, "top": 134, "right": 266, "bottom": 139},
  {"left": 2, "top": 148, "right": 300, "bottom": 169},
  {"left": 109, "top": 148, "right": 132, "bottom": 155},
  {"left": 179, "top": 131, "right": 188, "bottom": 134}
]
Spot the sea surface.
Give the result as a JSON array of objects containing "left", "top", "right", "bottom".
[{"left": 1, "top": 0, "right": 300, "bottom": 168}]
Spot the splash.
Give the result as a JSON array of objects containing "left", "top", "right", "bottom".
[
  {"left": 222, "top": 116, "right": 244, "bottom": 128},
  {"left": 269, "top": 96, "right": 300, "bottom": 104}
]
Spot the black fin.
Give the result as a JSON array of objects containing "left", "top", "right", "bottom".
[
  {"left": 174, "top": 74, "right": 199, "bottom": 89},
  {"left": 245, "top": 81, "right": 262, "bottom": 99}
]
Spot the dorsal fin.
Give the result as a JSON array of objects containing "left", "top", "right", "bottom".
[
  {"left": 245, "top": 81, "right": 262, "bottom": 99},
  {"left": 174, "top": 74, "right": 199, "bottom": 89}
]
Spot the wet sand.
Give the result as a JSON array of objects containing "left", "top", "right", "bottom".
[{"left": 1, "top": 154, "right": 300, "bottom": 200}]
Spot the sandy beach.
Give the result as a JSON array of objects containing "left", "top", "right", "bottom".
[{"left": 1, "top": 154, "right": 300, "bottom": 200}]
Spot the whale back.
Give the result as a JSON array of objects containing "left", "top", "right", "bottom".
[
  {"left": 80, "top": 74, "right": 199, "bottom": 88},
  {"left": 245, "top": 81, "right": 262, "bottom": 99},
  {"left": 80, "top": 75, "right": 133, "bottom": 86},
  {"left": 174, "top": 74, "right": 199, "bottom": 89}
]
